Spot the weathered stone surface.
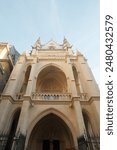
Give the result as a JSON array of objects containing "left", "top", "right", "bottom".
[{"left": 0, "top": 39, "right": 100, "bottom": 150}]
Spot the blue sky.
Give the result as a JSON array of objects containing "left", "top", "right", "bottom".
[{"left": 0, "top": 0, "right": 99, "bottom": 84}]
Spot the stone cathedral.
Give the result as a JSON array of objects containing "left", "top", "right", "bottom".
[{"left": 0, "top": 38, "right": 100, "bottom": 150}]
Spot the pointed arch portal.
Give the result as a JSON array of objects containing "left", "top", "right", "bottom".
[
  {"left": 36, "top": 65, "right": 67, "bottom": 93},
  {"left": 27, "top": 113, "right": 75, "bottom": 150}
]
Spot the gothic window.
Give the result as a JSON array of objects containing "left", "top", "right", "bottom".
[{"left": 72, "top": 66, "right": 80, "bottom": 93}]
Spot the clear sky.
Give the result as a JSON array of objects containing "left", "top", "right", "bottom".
[{"left": 0, "top": 0, "right": 99, "bottom": 85}]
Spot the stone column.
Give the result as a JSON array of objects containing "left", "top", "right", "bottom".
[
  {"left": 15, "top": 100, "right": 30, "bottom": 150},
  {"left": 78, "top": 56, "right": 100, "bottom": 133},
  {"left": 0, "top": 97, "right": 13, "bottom": 149},
  {"left": 78, "top": 78, "right": 84, "bottom": 93},
  {"left": 66, "top": 55, "right": 77, "bottom": 96},
  {"left": 73, "top": 100, "right": 85, "bottom": 136},
  {"left": 3, "top": 55, "right": 26, "bottom": 97},
  {"left": 66, "top": 55, "right": 85, "bottom": 132},
  {"left": 73, "top": 99, "right": 88, "bottom": 150},
  {"left": 25, "top": 59, "right": 37, "bottom": 96},
  {"left": 75, "top": 106, "right": 88, "bottom": 150},
  {"left": 0, "top": 98, "right": 12, "bottom": 133},
  {"left": 77, "top": 56, "right": 99, "bottom": 98},
  {"left": 66, "top": 55, "right": 87, "bottom": 150}
]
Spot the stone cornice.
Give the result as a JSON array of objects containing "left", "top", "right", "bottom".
[
  {"left": 0, "top": 94, "right": 100, "bottom": 106},
  {"left": 30, "top": 100, "right": 72, "bottom": 105},
  {"left": 0, "top": 95, "right": 23, "bottom": 104},
  {"left": 80, "top": 96, "right": 100, "bottom": 105}
]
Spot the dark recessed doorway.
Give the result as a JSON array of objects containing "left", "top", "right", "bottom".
[
  {"left": 28, "top": 113, "right": 74, "bottom": 150},
  {"left": 43, "top": 139, "right": 60, "bottom": 150}
]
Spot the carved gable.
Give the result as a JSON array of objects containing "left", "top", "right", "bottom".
[{"left": 42, "top": 40, "right": 63, "bottom": 50}]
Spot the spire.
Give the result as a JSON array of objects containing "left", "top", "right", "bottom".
[
  {"left": 33, "top": 37, "right": 41, "bottom": 50},
  {"left": 63, "top": 37, "right": 71, "bottom": 49},
  {"left": 31, "top": 37, "right": 41, "bottom": 55},
  {"left": 76, "top": 49, "right": 82, "bottom": 56}
]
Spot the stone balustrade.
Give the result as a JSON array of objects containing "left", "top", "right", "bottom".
[
  {"left": 16, "top": 92, "right": 87, "bottom": 101},
  {"left": 31, "top": 92, "right": 71, "bottom": 101}
]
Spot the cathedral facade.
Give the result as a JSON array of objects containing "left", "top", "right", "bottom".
[{"left": 0, "top": 38, "right": 100, "bottom": 150}]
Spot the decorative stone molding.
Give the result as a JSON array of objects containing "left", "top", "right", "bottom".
[
  {"left": 80, "top": 96, "right": 100, "bottom": 105},
  {"left": 31, "top": 92, "right": 71, "bottom": 101}
]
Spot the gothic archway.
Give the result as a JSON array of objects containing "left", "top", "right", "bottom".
[
  {"left": 27, "top": 113, "right": 75, "bottom": 150},
  {"left": 36, "top": 66, "right": 67, "bottom": 93}
]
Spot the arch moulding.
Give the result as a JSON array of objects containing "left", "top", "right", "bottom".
[
  {"left": 25, "top": 108, "right": 78, "bottom": 149},
  {"left": 35, "top": 63, "right": 68, "bottom": 79}
]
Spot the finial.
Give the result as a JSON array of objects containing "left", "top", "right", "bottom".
[
  {"left": 33, "top": 37, "right": 41, "bottom": 50},
  {"left": 63, "top": 37, "right": 71, "bottom": 49},
  {"left": 63, "top": 36, "right": 67, "bottom": 43},
  {"left": 76, "top": 49, "right": 82, "bottom": 56}
]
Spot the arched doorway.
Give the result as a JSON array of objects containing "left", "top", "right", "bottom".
[{"left": 27, "top": 113, "right": 74, "bottom": 150}]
